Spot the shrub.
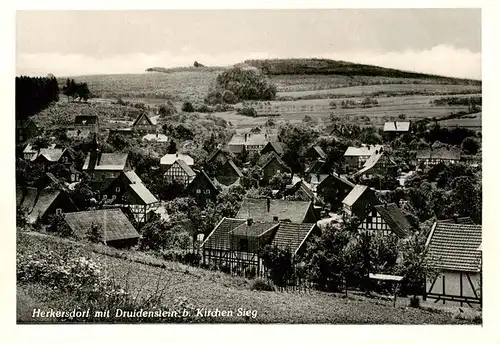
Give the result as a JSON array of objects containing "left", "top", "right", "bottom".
[
  {"left": 182, "top": 102, "right": 195, "bottom": 112},
  {"left": 222, "top": 90, "right": 238, "bottom": 104},
  {"left": 410, "top": 295, "right": 421, "bottom": 308},
  {"left": 46, "top": 214, "right": 73, "bottom": 238},
  {"left": 237, "top": 107, "right": 258, "bottom": 117},
  {"left": 250, "top": 278, "right": 276, "bottom": 291},
  {"left": 214, "top": 67, "right": 277, "bottom": 101},
  {"left": 86, "top": 222, "right": 103, "bottom": 243}
]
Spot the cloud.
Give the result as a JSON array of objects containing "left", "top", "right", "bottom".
[{"left": 16, "top": 44, "right": 481, "bottom": 80}]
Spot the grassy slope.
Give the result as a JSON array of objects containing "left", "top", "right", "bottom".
[{"left": 17, "top": 232, "right": 475, "bottom": 324}]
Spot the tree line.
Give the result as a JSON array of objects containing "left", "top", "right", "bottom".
[
  {"left": 62, "top": 78, "right": 91, "bottom": 102},
  {"left": 16, "top": 76, "right": 59, "bottom": 120}
]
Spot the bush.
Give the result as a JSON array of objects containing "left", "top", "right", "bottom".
[
  {"left": 237, "top": 107, "right": 258, "bottom": 117},
  {"left": 86, "top": 222, "right": 103, "bottom": 243},
  {"left": 222, "top": 90, "right": 238, "bottom": 104},
  {"left": 214, "top": 67, "right": 277, "bottom": 101},
  {"left": 182, "top": 102, "right": 195, "bottom": 112},
  {"left": 250, "top": 278, "right": 276, "bottom": 291},
  {"left": 410, "top": 295, "right": 421, "bottom": 308}
]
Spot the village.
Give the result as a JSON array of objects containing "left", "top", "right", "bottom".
[{"left": 15, "top": 69, "right": 483, "bottom": 321}]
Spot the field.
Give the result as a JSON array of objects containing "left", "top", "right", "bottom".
[
  {"left": 17, "top": 232, "right": 479, "bottom": 324},
  {"left": 54, "top": 65, "right": 481, "bottom": 132}
]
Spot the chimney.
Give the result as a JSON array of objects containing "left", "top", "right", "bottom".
[
  {"left": 453, "top": 214, "right": 459, "bottom": 223},
  {"left": 267, "top": 197, "right": 271, "bottom": 212},
  {"left": 394, "top": 121, "right": 397, "bottom": 129},
  {"left": 247, "top": 218, "right": 253, "bottom": 226},
  {"left": 176, "top": 153, "right": 178, "bottom": 158},
  {"left": 156, "top": 132, "right": 158, "bottom": 138},
  {"left": 273, "top": 216, "right": 279, "bottom": 222},
  {"left": 245, "top": 133, "right": 248, "bottom": 142},
  {"left": 385, "top": 202, "right": 388, "bottom": 209},
  {"left": 265, "top": 133, "right": 268, "bottom": 140}
]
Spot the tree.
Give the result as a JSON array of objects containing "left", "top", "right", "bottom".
[
  {"left": 47, "top": 214, "right": 73, "bottom": 237},
  {"left": 461, "top": 136, "right": 480, "bottom": 155},
  {"left": 86, "top": 222, "right": 103, "bottom": 243},
  {"left": 261, "top": 245, "right": 294, "bottom": 287},
  {"left": 167, "top": 140, "right": 177, "bottom": 154},
  {"left": 222, "top": 90, "right": 237, "bottom": 104},
  {"left": 182, "top": 102, "right": 195, "bottom": 113},
  {"left": 75, "top": 83, "right": 91, "bottom": 102}
]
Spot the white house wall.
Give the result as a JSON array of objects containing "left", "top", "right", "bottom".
[{"left": 426, "top": 271, "right": 481, "bottom": 308}]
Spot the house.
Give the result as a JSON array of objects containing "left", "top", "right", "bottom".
[
  {"left": 416, "top": 146, "right": 461, "bottom": 166},
  {"left": 132, "top": 112, "right": 156, "bottom": 133},
  {"left": 316, "top": 173, "right": 355, "bottom": 209},
  {"left": 207, "top": 148, "right": 230, "bottom": 166},
  {"left": 305, "top": 160, "right": 329, "bottom": 176},
  {"left": 22, "top": 143, "right": 56, "bottom": 161},
  {"left": 64, "top": 208, "right": 140, "bottom": 248},
  {"left": 201, "top": 217, "right": 320, "bottom": 276},
  {"left": 164, "top": 159, "right": 196, "bottom": 186},
  {"left": 160, "top": 153, "right": 194, "bottom": 172},
  {"left": 306, "top": 145, "right": 327, "bottom": 161},
  {"left": 16, "top": 119, "right": 39, "bottom": 143},
  {"left": 83, "top": 151, "right": 131, "bottom": 182},
  {"left": 74, "top": 115, "right": 99, "bottom": 133},
  {"left": 226, "top": 132, "right": 278, "bottom": 154},
  {"left": 284, "top": 178, "right": 318, "bottom": 203},
  {"left": 353, "top": 147, "right": 396, "bottom": 177},
  {"left": 101, "top": 170, "right": 159, "bottom": 223},
  {"left": 383, "top": 121, "right": 411, "bottom": 133},
  {"left": 186, "top": 170, "right": 220, "bottom": 206},
  {"left": 344, "top": 145, "right": 384, "bottom": 168},
  {"left": 424, "top": 220, "right": 482, "bottom": 308},
  {"left": 215, "top": 160, "right": 244, "bottom": 186},
  {"left": 342, "top": 184, "right": 379, "bottom": 219},
  {"left": 260, "top": 141, "right": 286, "bottom": 156},
  {"left": 31, "top": 147, "right": 75, "bottom": 167},
  {"left": 235, "top": 198, "right": 316, "bottom": 223},
  {"left": 357, "top": 203, "right": 411, "bottom": 238},
  {"left": 258, "top": 152, "right": 291, "bottom": 184},
  {"left": 142, "top": 133, "right": 169, "bottom": 143},
  {"left": 16, "top": 186, "right": 78, "bottom": 224}
]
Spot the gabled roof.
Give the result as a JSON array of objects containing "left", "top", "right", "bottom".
[
  {"left": 258, "top": 151, "right": 290, "bottom": 172},
  {"left": 132, "top": 112, "right": 155, "bottom": 127},
  {"left": 344, "top": 145, "right": 384, "bottom": 157},
  {"left": 272, "top": 222, "right": 318, "bottom": 254},
  {"left": 235, "top": 198, "right": 313, "bottom": 223},
  {"left": 342, "top": 184, "right": 369, "bottom": 207},
  {"left": 373, "top": 203, "right": 411, "bottom": 238},
  {"left": 188, "top": 170, "right": 219, "bottom": 193},
  {"left": 83, "top": 153, "right": 129, "bottom": 171},
  {"left": 426, "top": 221, "right": 482, "bottom": 272},
  {"left": 227, "top": 133, "right": 278, "bottom": 147},
  {"left": 207, "top": 148, "right": 226, "bottom": 164},
  {"left": 123, "top": 170, "right": 143, "bottom": 184},
  {"left": 202, "top": 218, "right": 246, "bottom": 249},
  {"left": 127, "top": 183, "right": 159, "bottom": 205},
  {"left": 64, "top": 208, "right": 139, "bottom": 243},
  {"left": 33, "top": 148, "right": 65, "bottom": 162},
  {"left": 225, "top": 160, "right": 244, "bottom": 178},
  {"left": 160, "top": 153, "right": 194, "bottom": 166},
  {"left": 230, "top": 221, "right": 279, "bottom": 237},
  {"left": 74, "top": 115, "right": 99, "bottom": 125},
  {"left": 305, "top": 160, "right": 327, "bottom": 174},
  {"left": 416, "top": 146, "right": 461, "bottom": 160},
  {"left": 354, "top": 149, "right": 393, "bottom": 176},
  {"left": 310, "top": 145, "right": 327, "bottom": 160},
  {"left": 261, "top": 141, "right": 286, "bottom": 155},
  {"left": 383, "top": 121, "right": 411, "bottom": 132},
  {"left": 16, "top": 119, "right": 37, "bottom": 129},
  {"left": 166, "top": 159, "right": 196, "bottom": 177},
  {"left": 16, "top": 187, "right": 72, "bottom": 223}
]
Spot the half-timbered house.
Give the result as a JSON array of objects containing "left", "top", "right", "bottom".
[
  {"left": 424, "top": 220, "right": 482, "bottom": 308},
  {"left": 132, "top": 112, "right": 156, "bottom": 133},
  {"left": 342, "top": 184, "right": 379, "bottom": 219},
  {"left": 344, "top": 145, "right": 383, "bottom": 168},
  {"left": 160, "top": 152, "right": 194, "bottom": 172},
  {"left": 164, "top": 159, "right": 196, "bottom": 186},
  {"left": 416, "top": 146, "right": 461, "bottom": 166},
  {"left": 357, "top": 203, "right": 411, "bottom": 238}
]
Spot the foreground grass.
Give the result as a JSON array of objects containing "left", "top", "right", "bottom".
[{"left": 17, "top": 232, "right": 477, "bottom": 324}]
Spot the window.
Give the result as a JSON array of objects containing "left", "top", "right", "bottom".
[
  {"left": 56, "top": 208, "right": 62, "bottom": 215},
  {"left": 115, "top": 187, "right": 121, "bottom": 193},
  {"left": 62, "top": 157, "right": 68, "bottom": 163},
  {"left": 204, "top": 189, "right": 211, "bottom": 194},
  {"left": 103, "top": 195, "right": 108, "bottom": 200},
  {"left": 239, "top": 238, "right": 249, "bottom": 251},
  {"left": 196, "top": 189, "right": 201, "bottom": 194}
]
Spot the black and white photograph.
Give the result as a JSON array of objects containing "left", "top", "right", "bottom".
[{"left": 11, "top": 5, "right": 492, "bottom": 332}]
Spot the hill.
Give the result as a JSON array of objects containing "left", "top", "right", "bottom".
[
  {"left": 244, "top": 58, "right": 481, "bottom": 85},
  {"left": 17, "top": 231, "right": 479, "bottom": 324}
]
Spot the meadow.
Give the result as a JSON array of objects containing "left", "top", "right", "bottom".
[{"left": 17, "top": 231, "right": 478, "bottom": 324}]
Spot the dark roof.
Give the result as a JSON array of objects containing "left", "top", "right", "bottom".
[
  {"left": 207, "top": 148, "right": 226, "bottom": 164},
  {"left": 258, "top": 152, "right": 290, "bottom": 172},
  {"left": 64, "top": 208, "right": 139, "bottom": 243},
  {"left": 226, "top": 160, "right": 243, "bottom": 178},
  {"left": 261, "top": 141, "right": 286, "bottom": 155},
  {"left": 235, "top": 198, "right": 313, "bottom": 223},
  {"left": 310, "top": 145, "right": 327, "bottom": 160},
  {"left": 416, "top": 147, "right": 461, "bottom": 160},
  {"left": 16, "top": 187, "right": 70, "bottom": 223},
  {"left": 305, "top": 160, "right": 327, "bottom": 174},
  {"left": 202, "top": 218, "right": 246, "bottom": 249},
  {"left": 74, "top": 115, "right": 99, "bottom": 125},
  {"left": 373, "top": 203, "right": 411, "bottom": 238},
  {"left": 132, "top": 112, "right": 154, "bottom": 127},
  {"left": 230, "top": 222, "right": 279, "bottom": 237},
  {"left": 272, "top": 222, "right": 318, "bottom": 254},
  {"left": 426, "top": 221, "right": 482, "bottom": 272},
  {"left": 16, "top": 119, "right": 37, "bottom": 129}
]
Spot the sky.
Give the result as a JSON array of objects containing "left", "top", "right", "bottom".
[{"left": 16, "top": 9, "right": 481, "bottom": 79}]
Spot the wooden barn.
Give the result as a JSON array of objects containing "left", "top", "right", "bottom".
[
  {"left": 64, "top": 208, "right": 140, "bottom": 248},
  {"left": 201, "top": 217, "right": 319, "bottom": 277},
  {"left": 424, "top": 220, "right": 482, "bottom": 308}
]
